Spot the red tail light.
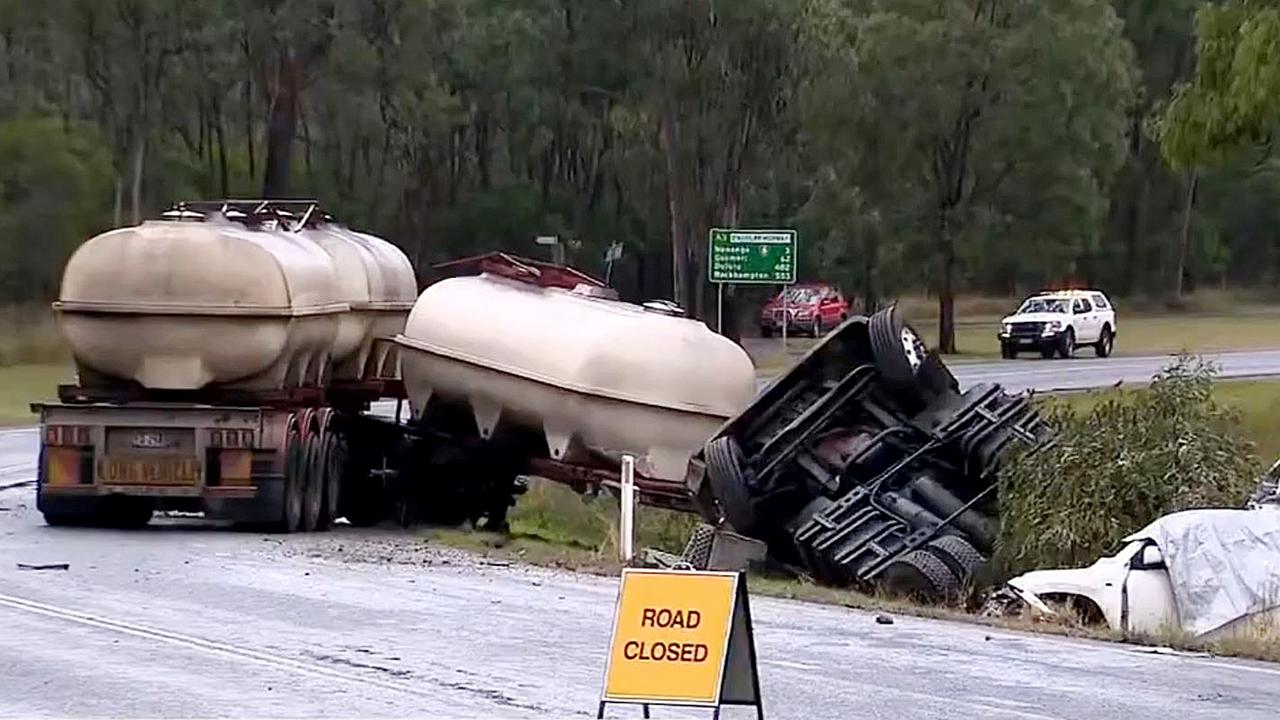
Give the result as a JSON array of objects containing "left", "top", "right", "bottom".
[{"left": 43, "top": 425, "right": 90, "bottom": 447}]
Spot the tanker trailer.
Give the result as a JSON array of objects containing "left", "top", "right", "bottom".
[
  {"left": 34, "top": 199, "right": 426, "bottom": 531},
  {"left": 393, "top": 252, "right": 759, "bottom": 511}
]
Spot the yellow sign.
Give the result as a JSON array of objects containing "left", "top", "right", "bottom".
[{"left": 600, "top": 568, "right": 762, "bottom": 716}]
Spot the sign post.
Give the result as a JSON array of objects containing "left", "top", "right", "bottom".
[
  {"left": 708, "top": 229, "right": 797, "bottom": 339},
  {"left": 598, "top": 569, "right": 764, "bottom": 719}
]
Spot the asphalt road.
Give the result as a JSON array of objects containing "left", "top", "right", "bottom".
[
  {"left": 2, "top": 428, "right": 1279, "bottom": 718},
  {"left": 950, "top": 349, "right": 1280, "bottom": 394},
  {"left": 745, "top": 348, "right": 1280, "bottom": 395}
]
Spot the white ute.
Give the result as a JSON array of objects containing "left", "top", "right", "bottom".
[{"left": 997, "top": 289, "right": 1116, "bottom": 360}]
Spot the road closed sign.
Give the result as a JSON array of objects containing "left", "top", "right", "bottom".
[{"left": 598, "top": 569, "right": 763, "bottom": 717}]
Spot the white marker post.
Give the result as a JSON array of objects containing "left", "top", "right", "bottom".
[
  {"left": 620, "top": 454, "right": 636, "bottom": 565},
  {"left": 781, "top": 285, "right": 789, "bottom": 350}
]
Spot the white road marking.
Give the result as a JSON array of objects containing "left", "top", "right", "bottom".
[{"left": 0, "top": 592, "right": 461, "bottom": 702}]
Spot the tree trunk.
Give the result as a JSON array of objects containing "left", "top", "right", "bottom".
[
  {"left": 1173, "top": 170, "right": 1199, "bottom": 300},
  {"left": 262, "top": 51, "right": 300, "bottom": 199},
  {"left": 129, "top": 134, "right": 146, "bottom": 225},
  {"left": 112, "top": 173, "right": 123, "bottom": 227},
  {"left": 659, "top": 109, "right": 688, "bottom": 308},
  {"left": 215, "top": 109, "right": 229, "bottom": 199},
  {"left": 936, "top": 212, "right": 957, "bottom": 354}
]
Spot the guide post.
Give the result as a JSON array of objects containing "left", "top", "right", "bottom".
[{"left": 708, "top": 229, "right": 797, "bottom": 340}]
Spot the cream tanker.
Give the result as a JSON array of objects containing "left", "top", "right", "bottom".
[{"left": 34, "top": 200, "right": 756, "bottom": 531}]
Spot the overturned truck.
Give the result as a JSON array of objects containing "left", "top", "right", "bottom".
[{"left": 685, "top": 311, "right": 1054, "bottom": 596}]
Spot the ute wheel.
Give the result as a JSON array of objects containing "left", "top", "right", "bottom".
[
  {"left": 870, "top": 306, "right": 930, "bottom": 410},
  {"left": 301, "top": 432, "right": 325, "bottom": 532},
  {"left": 880, "top": 550, "right": 960, "bottom": 600},
  {"left": 1058, "top": 329, "right": 1075, "bottom": 359},
  {"left": 1000, "top": 343, "right": 1017, "bottom": 360},
  {"left": 1039, "top": 343, "right": 1056, "bottom": 360},
  {"left": 924, "top": 535, "right": 986, "bottom": 585},
  {"left": 811, "top": 317, "right": 823, "bottom": 337},
  {"left": 704, "top": 436, "right": 758, "bottom": 535},
  {"left": 1095, "top": 327, "right": 1114, "bottom": 358}
]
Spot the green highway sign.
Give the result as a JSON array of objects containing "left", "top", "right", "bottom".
[{"left": 708, "top": 228, "right": 797, "bottom": 284}]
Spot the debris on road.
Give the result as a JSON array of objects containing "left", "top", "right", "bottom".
[
  {"left": 17, "top": 562, "right": 70, "bottom": 571},
  {"left": 875, "top": 614, "right": 895, "bottom": 625},
  {"left": 684, "top": 307, "right": 1053, "bottom": 598},
  {"left": 0, "top": 479, "right": 34, "bottom": 491}
]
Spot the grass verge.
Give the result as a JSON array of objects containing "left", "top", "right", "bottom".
[{"left": 0, "top": 363, "right": 72, "bottom": 426}]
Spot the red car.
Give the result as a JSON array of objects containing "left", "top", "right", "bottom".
[{"left": 759, "top": 284, "right": 851, "bottom": 337}]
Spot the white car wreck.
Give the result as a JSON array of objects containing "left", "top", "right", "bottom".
[{"left": 997, "top": 508, "right": 1280, "bottom": 640}]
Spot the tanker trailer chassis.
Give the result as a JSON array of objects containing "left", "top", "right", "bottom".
[{"left": 33, "top": 373, "right": 524, "bottom": 533}]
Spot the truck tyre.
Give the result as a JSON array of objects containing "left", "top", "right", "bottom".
[
  {"left": 704, "top": 436, "right": 758, "bottom": 535},
  {"left": 924, "top": 535, "right": 986, "bottom": 585},
  {"left": 1095, "top": 326, "right": 1114, "bottom": 358},
  {"left": 881, "top": 549, "right": 960, "bottom": 600},
  {"left": 1039, "top": 343, "right": 1056, "bottom": 360},
  {"left": 301, "top": 433, "right": 325, "bottom": 532},
  {"left": 870, "top": 306, "right": 930, "bottom": 410}
]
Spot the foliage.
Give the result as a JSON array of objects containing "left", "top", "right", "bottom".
[
  {"left": 0, "top": 0, "right": 1277, "bottom": 324},
  {"left": 1155, "top": 0, "right": 1280, "bottom": 169},
  {"left": 998, "top": 355, "right": 1259, "bottom": 576}
]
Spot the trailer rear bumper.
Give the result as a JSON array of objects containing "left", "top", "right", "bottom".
[{"left": 37, "top": 475, "right": 285, "bottom": 524}]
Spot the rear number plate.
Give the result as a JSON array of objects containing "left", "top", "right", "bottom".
[{"left": 99, "top": 457, "right": 200, "bottom": 485}]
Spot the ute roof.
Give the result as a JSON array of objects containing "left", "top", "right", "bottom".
[{"left": 1032, "top": 289, "right": 1108, "bottom": 298}]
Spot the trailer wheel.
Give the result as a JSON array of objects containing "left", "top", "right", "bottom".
[
  {"left": 870, "top": 306, "right": 930, "bottom": 411},
  {"left": 704, "top": 436, "right": 758, "bottom": 535},
  {"left": 301, "top": 433, "right": 325, "bottom": 532},
  {"left": 924, "top": 535, "right": 987, "bottom": 585},
  {"left": 319, "top": 433, "right": 345, "bottom": 530},
  {"left": 101, "top": 497, "right": 154, "bottom": 529},
  {"left": 880, "top": 549, "right": 960, "bottom": 600},
  {"left": 276, "top": 428, "right": 305, "bottom": 533}
]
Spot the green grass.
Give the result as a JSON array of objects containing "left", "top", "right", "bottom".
[
  {"left": 0, "top": 363, "right": 72, "bottom": 426},
  {"left": 1055, "top": 378, "right": 1280, "bottom": 463}
]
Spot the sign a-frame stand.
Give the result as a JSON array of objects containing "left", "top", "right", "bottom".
[
  {"left": 708, "top": 229, "right": 797, "bottom": 344},
  {"left": 598, "top": 569, "right": 764, "bottom": 719}
]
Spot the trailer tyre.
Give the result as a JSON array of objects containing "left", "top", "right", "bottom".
[
  {"left": 301, "top": 433, "right": 325, "bottom": 532},
  {"left": 881, "top": 549, "right": 960, "bottom": 600},
  {"left": 276, "top": 428, "right": 305, "bottom": 533},
  {"left": 704, "top": 436, "right": 758, "bottom": 535},
  {"left": 319, "top": 434, "right": 345, "bottom": 530},
  {"left": 924, "top": 535, "right": 987, "bottom": 585}
]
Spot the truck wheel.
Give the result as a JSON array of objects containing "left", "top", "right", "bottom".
[
  {"left": 1039, "top": 343, "right": 1056, "bottom": 360},
  {"left": 1095, "top": 327, "right": 1114, "bottom": 358},
  {"left": 880, "top": 549, "right": 960, "bottom": 600},
  {"left": 870, "top": 306, "right": 930, "bottom": 410},
  {"left": 704, "top": 436, "right": 758, "bottom": 535},
  {"left": 301, "top": 433, "right": 325, "bottom": 532},
  {"left": 924, "top": 535, "right": 986, "bottom": 585}
]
